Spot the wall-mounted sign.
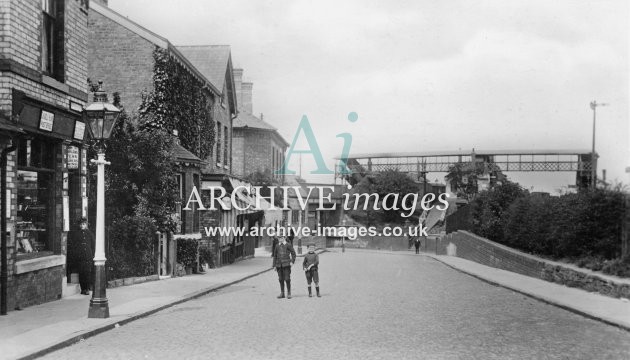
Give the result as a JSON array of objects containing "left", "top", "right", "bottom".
[
  {"left": 67, "top": 146, "right": 79, "bottom": 170},
  {"left": 5, "top": 190, "right": 10, "bottom": 219},
  {"left": 73, "top": 121, "right": 86, "bottom": 140},
  {"left": 39, "top": 110, "right": 54, "bottom": 131},
  {"left": 82, "top": 196, "right": 88, "bottom": 217},
  {"left": 63, "top": 196, "right": 69, "bottom": 232},
  {"left": 69, "top": 100, "right": 83, "bottom": 113}
]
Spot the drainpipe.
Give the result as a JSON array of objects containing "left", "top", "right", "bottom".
[{"left": 1, "top": 142, "right": 17, "bottom": 315}]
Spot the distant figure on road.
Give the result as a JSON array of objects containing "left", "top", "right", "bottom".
[
  {"left": 272, "top": 236, "right": 296, "bottom": 299},
  {"left": 271, "top": 236, "right": 279, "bottom": 256},
  {"left": 414, "top": 236, "right": 422, "bottom": 254},
  {"left": 303, "top": 244, "right": 321, "bottom": 297},
  {"left": 287, "top": 227, "right": 295, "bottom": 246}
]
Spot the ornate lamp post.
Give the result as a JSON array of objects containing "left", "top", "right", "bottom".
[{"left": 84, "top": 81, "right": 120, "bottom": 318}]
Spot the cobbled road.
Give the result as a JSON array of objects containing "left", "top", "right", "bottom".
[{"left": 42, "top": 251, "right": 630, "bottom": 360}]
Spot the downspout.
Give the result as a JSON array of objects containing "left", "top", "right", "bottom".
[
  {"left": 231, "top": 110, "right": 238, "bottom": 175},
  {"left": 1, "top": 141, "right": 17, "bottom": 315}
]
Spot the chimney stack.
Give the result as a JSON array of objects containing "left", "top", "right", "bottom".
[
  {"left": 233, "top": 68, "right": 243, "bottom": 102},
  {"left": 233, "top": 68, "right": 253, "bottom": 114},
  {"left": 241, "top": 82, "right": 253, "bottom": 114}
]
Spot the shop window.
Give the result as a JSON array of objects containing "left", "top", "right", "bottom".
[
  {"left": 16, "top": 138, "right": 56, "bottom": 256},
  {"left": 41, "top": 0, "right": 64, "bottom": 82},
  {"left": 17, "top": 138, "right": 55, "bottom": 169}
]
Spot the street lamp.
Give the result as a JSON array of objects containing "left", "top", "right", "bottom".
[
  {"left": 84, "top": 81, "right": 121, "bottom": 318},
  {"left": 589, "top": 101, "right": 608, "bottom": 189},
  {"left": 340, "top": 179, "right": 351, "bottom": 253}
]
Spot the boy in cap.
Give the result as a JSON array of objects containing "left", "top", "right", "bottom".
[
  {"left": 302, "top": 243, "right": 321, "bottom": 297},
  {"left": 272, "top": 236, "right": 296, "bottom": 299}
]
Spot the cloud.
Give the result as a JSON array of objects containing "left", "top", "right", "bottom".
[{"left": 109, "top": 0, "right": 629, "bottom": 188}]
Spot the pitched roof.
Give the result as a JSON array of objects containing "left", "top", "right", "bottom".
[
  {"left": 173, "top": 143, "right": 202, "bottom": 164},
  {"left": 233, "top": 112, "right": 277, "bottom": 130},
  {"left": 176, "top": 45, "right": 231, "bottom": 91},
  {"left": 284, "top": 175, "right": 309, "bottom": 198},
  {"left": 91, "top": 2, "right": 220, "bottom": 95},
  {"left": 233, "top": 112, "right": 290, "bottom": 147}
]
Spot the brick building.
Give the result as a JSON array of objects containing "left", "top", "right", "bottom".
[
  {"left": 177, "top": 47, "right": 266, "bottom": 266},
  {"left": 0, "top": 0, "right": 91, "bottom": 312},
  {"left": 176, "top": 45, "right": 236, "bottom": 176},
  {"left": 87, "top": 2, "right": 225, "bottom": 273},
  {"left": 88, "top": 2, "right": 259, "bottom": 269},
  {"left": 231, "top": 69, "right": 289, "bottom": 180}
]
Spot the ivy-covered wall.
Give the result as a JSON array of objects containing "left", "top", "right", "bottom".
[{"left": 139, "top": 47, "right": 216, "bottom": 159}]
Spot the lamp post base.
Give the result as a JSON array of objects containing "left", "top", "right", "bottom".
[{"left": 88, "top": 263, "right": 109, "bottom": 318}]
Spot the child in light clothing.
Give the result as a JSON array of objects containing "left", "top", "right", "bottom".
[{"left": 302, "top": 244, "right": 320, "bottom": 297}]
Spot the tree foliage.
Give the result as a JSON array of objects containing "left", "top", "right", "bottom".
[
  {"left": 350, "top": 169, "right": 419, "bottom": 224},
  {"left": 106, "top": 215, "right": 157, "bottom": 280},
  {"left": 244, "top": 168, "right": 283, "bottom": 207},
  {"left": 446, "top": 161, "right": 506, "bottom": 201},
  {"left": 177, "top": 239, "right": 199, "bottom": 267},
  {"left": 468, "top": 183, "right": 626, "bottom": 260},
  {"left": 446, "top": 162, "right": 485, "bottom": 201},
  {"left": 244, "top": 168, "right": 280, "bottom": 188},
  {"left": 88, "top": 94, "right": 179, "bottom": 232},
  {"left": 470, "top": 180, "right": 527, "bottom": 241}
]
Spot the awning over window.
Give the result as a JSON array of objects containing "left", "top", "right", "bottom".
[
  {"left": 226, "top": 177, "right": 263, "bottom": 215},
  {"left": 0, "top": 115, "right": 25, "bottom": 136}
]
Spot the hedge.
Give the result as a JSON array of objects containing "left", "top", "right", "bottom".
[
  {"left": 177, "top": 238, "right": 198, "bottom": 267},
  {"left": 106, "top": 215, "right": 157, "bottom": 281},
  {"left": 469, "top": 185, "right": 625, "bottom": 260}
]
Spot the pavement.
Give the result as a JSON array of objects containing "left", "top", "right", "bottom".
[
  {"left": 426, "top": 253, "right": 630, "bottom": 331},
  {"left": 1, "top": 247, "right": 629, "bottom": 360}
]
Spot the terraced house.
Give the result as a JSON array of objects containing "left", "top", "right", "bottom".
[
  {"left": 87, "top": 1, "right": 260, "bottom": 270},
  {"left": 0, "top": 0, "right": 91, "bottom": 312},
  {"left": 178, "top": 46, "right": 264, "bottom": 266}
]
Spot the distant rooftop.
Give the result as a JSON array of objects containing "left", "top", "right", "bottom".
[
  {"left": 173, "top": 143, "right": 202, "bottom": 164},
  {"left": 233, "top": 112, "right": 277, "bottom": 130},
  {"left": 177, "top": 45, "right": 231, "bottom": 92}
]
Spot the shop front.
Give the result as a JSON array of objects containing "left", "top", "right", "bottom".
[
  {"left": 3, "top": 90, "right": 88, "bottom": 310},
  {"left": 199, "top": 175, "right": 263, "bottom": 267}
]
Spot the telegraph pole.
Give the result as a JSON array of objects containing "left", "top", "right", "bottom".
[{"left": 589, "top": 101, "right": 608, "bottom": 189}]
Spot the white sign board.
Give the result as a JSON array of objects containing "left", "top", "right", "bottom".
[
  {"left": 5, "top": 190, "right": 10, "bottom": 219},
  {"left": 63, "top": 196, "right": 69, "bottom": 231},
  {"left": 39, "top": 110, "right": 54, "bottom": 131},
  {"left": 67, "top": 146, "right": 79, "bottom": 170},
  {"left": 82, "top": 196, "right": 88, "bottom": 217},
  {"left": 73, "top": 121, "right": 86, "bottom": 140}
]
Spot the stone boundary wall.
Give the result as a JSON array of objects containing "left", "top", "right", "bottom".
[{"left": 438, "top": 231, "right": 630, "bottom": 299}]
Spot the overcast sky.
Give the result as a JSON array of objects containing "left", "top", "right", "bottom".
[{"left": 109, "top": 0, "right": 628, "bottom": 192}]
